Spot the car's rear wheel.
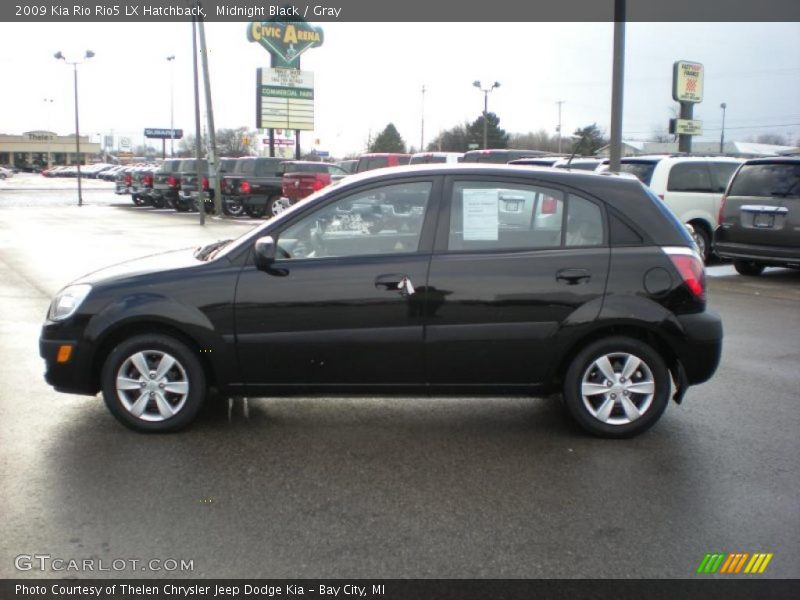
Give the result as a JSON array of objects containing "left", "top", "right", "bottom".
[
  {"left": 101, "top": 334, "right": 206, "bottom": 432},
  {"left": 132, "top": 193, "right": 147, "bottom": 206},
  {"left": 150, "top": 195, "right": 166, "bottom": 209},
  {"left": 689, "top": 223, "right": 711, "bottom": 262},
  {"left": 223, "top": 198, "right": 244, "bottom": 217},
  {"left": 563, "top": 337, "right": 670, "bottom": 438},
  {"left": 734, "top": 260, "right": 765, "bottom": 276}
]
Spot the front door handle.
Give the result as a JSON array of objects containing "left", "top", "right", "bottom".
[
  {"left": 375, "top": 274, "right": 415, "bottom": 295},
  {"left": 556, "top": 268, "right": 591, "bottom": 285}
]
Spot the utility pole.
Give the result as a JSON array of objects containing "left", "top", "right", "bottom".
[
  {"left": 609, "top": 0, "right": 626, "bottom": 173},
  {"left": 191, "top": 13, "right": 204, "bottom": 225},
  {"left": 167, "top": 55, "right": 175, "bottom": 157},
  {"left": 197, "top": 9, "right": 222, "bottom": 216},
  {"left": 420, "top": 84, "right": 426, "bottom": 152},
  {"left": 556, "top": 100, "right": 565, "bottom": 153}
]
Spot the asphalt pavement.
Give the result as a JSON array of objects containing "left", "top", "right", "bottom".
[{"left": 1, "top": 184, "right": 798, "bottom": 579}]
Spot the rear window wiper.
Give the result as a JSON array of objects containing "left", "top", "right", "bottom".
[{"left": 771, "top": 180, "right": 799, "bottom": 197}]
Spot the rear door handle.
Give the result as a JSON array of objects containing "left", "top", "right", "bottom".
[
  {"left": 375, "top": 274, "right": 415, "bottom": 295},
  {"left": 556, "top": 268, "right": 591, "bottom": 284}
]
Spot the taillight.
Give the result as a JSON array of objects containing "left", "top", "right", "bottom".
[
  {"left": 717, "top": 195, "right": 727, "bottom": 225},
  {"left": 124, "top": 174, "right": 132, "bottom": 186},
  {"left": 167, "top": 175, "right": 177, "bottom": 188},
  {"left": 221, "top": 180, "right": 228, "bottom": 192},
  {"left": 143, "top": 174, "right": 153, "bottom": 186},
  {"left": 312, "top": 174, "right": 329, "bottom": 191},
  {"left": 541, "top": 196, "right": 557, "bottom": 214},
  {"left": 664, "top": 247, "right": 705, "bottom": 302},
  {"left": 202, "top": 176, "right": 209, "bottom": 191},
  {"left": 240, "top": 180, "right": 251, "bottom": 194}
]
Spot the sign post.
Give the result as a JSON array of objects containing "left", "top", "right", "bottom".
[
  {"left": 248, "top": 19, "right": 324, "bottom": 159},
  {"left": 672, "top": 60, "right": 704, "bottom": 153}
]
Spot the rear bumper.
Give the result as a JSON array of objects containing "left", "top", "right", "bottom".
[
  {"left": 713, "top": 239, "right": 800, "bottom": 266},
  {"left": 674, "top": 310, "right": 723, "bottom": 385}
]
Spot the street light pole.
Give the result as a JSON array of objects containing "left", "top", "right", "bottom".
[
  {"left": 473, "top": 80, "right": 500, "bottom": 149},
  {"left": 556, "top": 100, "right": 565, "bottom": 153},
  {"left": 167, "top": 55, "right": 176, "bottom": 156},
  {"left": 43, "top": 98, "right": 54, "bottom": 168},
  {"left": 55, "top": 50, "right": 94, "bottom": 207},
  {"left": 420, "top": 84, "right": 426, "bottom": 152},
  {"left": 720, "top": 102, "right": 727, "bottom": 153}
]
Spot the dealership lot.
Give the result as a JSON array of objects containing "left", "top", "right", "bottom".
[{"left": 1, "top": 189, "right": 798, "bottom": 578}]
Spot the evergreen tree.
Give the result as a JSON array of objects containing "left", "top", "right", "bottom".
[
  {"left": 369, "top": 123, "right": 406, "bottom": 153},
  {"left": 571, "top": 123, "right": 608, "bottom": 156},
  {"left": 467, "top": 112, "right": 509, "bottom": 149}
]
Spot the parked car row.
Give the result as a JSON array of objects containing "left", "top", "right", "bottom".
[{"left": 42, "top": 163, "right": 117, "bottom": 178}]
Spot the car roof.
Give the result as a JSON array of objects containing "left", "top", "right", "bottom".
[{"left": 740, "top": 156, "right": 800, "bottom": 165}]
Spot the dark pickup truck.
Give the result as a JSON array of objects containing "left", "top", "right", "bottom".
[
  {"left": 178, "top": 157, "right": 238, "bottom": 213},
  {"left": 151, "top": 159, "right": 184, "bottom": 209},
  {"left": 129, "top": 165, "right": 157, "bottom": 206},
  {"left": 220, "top": 157, "right": 286, "bottom": 218}
]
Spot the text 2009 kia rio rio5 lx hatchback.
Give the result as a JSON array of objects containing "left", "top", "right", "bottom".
[{"left": 40, "top": 164, "right": 722, "bottom": 438}]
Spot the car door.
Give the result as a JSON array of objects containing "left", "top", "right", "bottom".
[
  {"left": 425, "top": 176, "right": 610, "bottom": 388},
  {"left": 234, "top": 177, "right": 441, "bottom": 389}
]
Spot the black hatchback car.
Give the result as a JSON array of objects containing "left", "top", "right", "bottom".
[{"left": 40, "top": 165, "right": 722, "bottom": 437}]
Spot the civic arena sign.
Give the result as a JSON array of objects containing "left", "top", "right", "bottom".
[{"left": 247, "top": 21, "right": 324, "bottom": 68}]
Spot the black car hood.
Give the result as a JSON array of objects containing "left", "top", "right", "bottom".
[{"left": 73, "top": 247, "right": 205, "bottom": 287}]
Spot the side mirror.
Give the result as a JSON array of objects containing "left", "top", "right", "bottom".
[{"left": 253, "top": 236, "right": 276, "bottom": 270}]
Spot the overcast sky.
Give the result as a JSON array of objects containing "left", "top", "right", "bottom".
[{"left": 0, "top": 21, "right": 798, "bottom": 156}]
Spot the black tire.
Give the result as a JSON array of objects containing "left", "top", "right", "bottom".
[
  {"left": 690, "top": 223, "right": 711, "bottom": 263},
  {"left": 132, "top": 193, "right": 147, "bottom": 206},
  {"left": 562, "top": 336, "right": 671, "bottom": 438},
  {"left": 244, "top": 204, "right": 266, "bottom": 219},
  {"left": 734, "top": 260, "right": 765, "bottom": 277},
  {"left": 173, "top": 198, "right": 191, "bottom": 212},
  {"left": 101, "top": 334, "right": 206, "bottom": 433},
  {"left": 150, "top": 195, "right": 166, "bottom": 209},
  {"left": 223, "top": 198, "right": 244, "bottom": 217}
]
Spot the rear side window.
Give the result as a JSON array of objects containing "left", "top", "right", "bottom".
[
  {"left": 708, "top": 162, "right": 740, "bottom": 192},
  {"left": 255, "top": 160, "right": 284, "bottom": 176},
  {"left": 234, "top": 160, "right": 256, "bottom": 175},
  {"left": 728, "top": 163, "right": 800, "bottom": 198},
  {"left": 619, "top": 161, "right": 657, "bottom": 185},
  {"left": 667, "top": 163, "right": 713, "bottom": 192},
  {"left": 448, "top": 182, "right": 566, "bottom": 251}
]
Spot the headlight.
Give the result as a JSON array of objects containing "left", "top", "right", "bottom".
[{"left": 48, "top": 284, "right": 92, "bottom": 321}]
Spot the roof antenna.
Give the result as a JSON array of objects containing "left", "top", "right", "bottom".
[{"left": 566, "top": 131, "right": 588, "bottom": 168}]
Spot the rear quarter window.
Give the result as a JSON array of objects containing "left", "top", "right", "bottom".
[
  {"left": 708, "top": 162, "right": 740, "bottom": 192},
  {"left": 728, "top": 163, "right": 800, "bottom": 197}
]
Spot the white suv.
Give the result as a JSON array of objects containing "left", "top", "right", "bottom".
[{"left": 602, "top": 156, "right": 743, "bottom": 260}]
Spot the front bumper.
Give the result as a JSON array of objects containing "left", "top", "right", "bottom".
[{"left": 39, "top": 334, "right": 98, "bottom": 396}]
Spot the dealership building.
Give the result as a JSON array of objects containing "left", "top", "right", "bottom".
[{"left": 0, "top": 131, "right": 101, "bottom": 169}]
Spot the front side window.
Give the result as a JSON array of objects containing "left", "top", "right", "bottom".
[{"left": 276, "top": 181, "right": 432, "bottom": 260}]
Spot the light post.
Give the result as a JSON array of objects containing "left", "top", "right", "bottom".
[
  {"left": 167, "top": 55, "right": 176, "bottom": 156},
  {"left": 54, "top": 49, "right": 94, "bottom": 207},
  {"left": 473, "top": 80, "right": 500, "bottom": 149},
  {"left": 43, "top": 98, "right": 54, "bottom": 168},
  {"left": 720, "top": 102, "right": 727, "bottom": 153}
]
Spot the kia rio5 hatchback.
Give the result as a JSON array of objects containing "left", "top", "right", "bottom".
[{"left": 40, "top": 165, "right": 722, "bottom": 437}]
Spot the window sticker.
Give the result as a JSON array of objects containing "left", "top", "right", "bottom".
[{"left": 463, "top": 189, "right": 499, "bottom": 240}]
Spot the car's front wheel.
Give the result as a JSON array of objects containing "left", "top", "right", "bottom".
[
  {"left": 101, "top": 334, "right": 206, "bottom": 432},
  {"left": 268, "top": 196, "right": 293, "bottom": 218},
  {"left": 734, "top": 260, "right": 765, "bottom": 277},
  {"left": 563, "top": 337, "right": 670, "bottom": 438}
]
